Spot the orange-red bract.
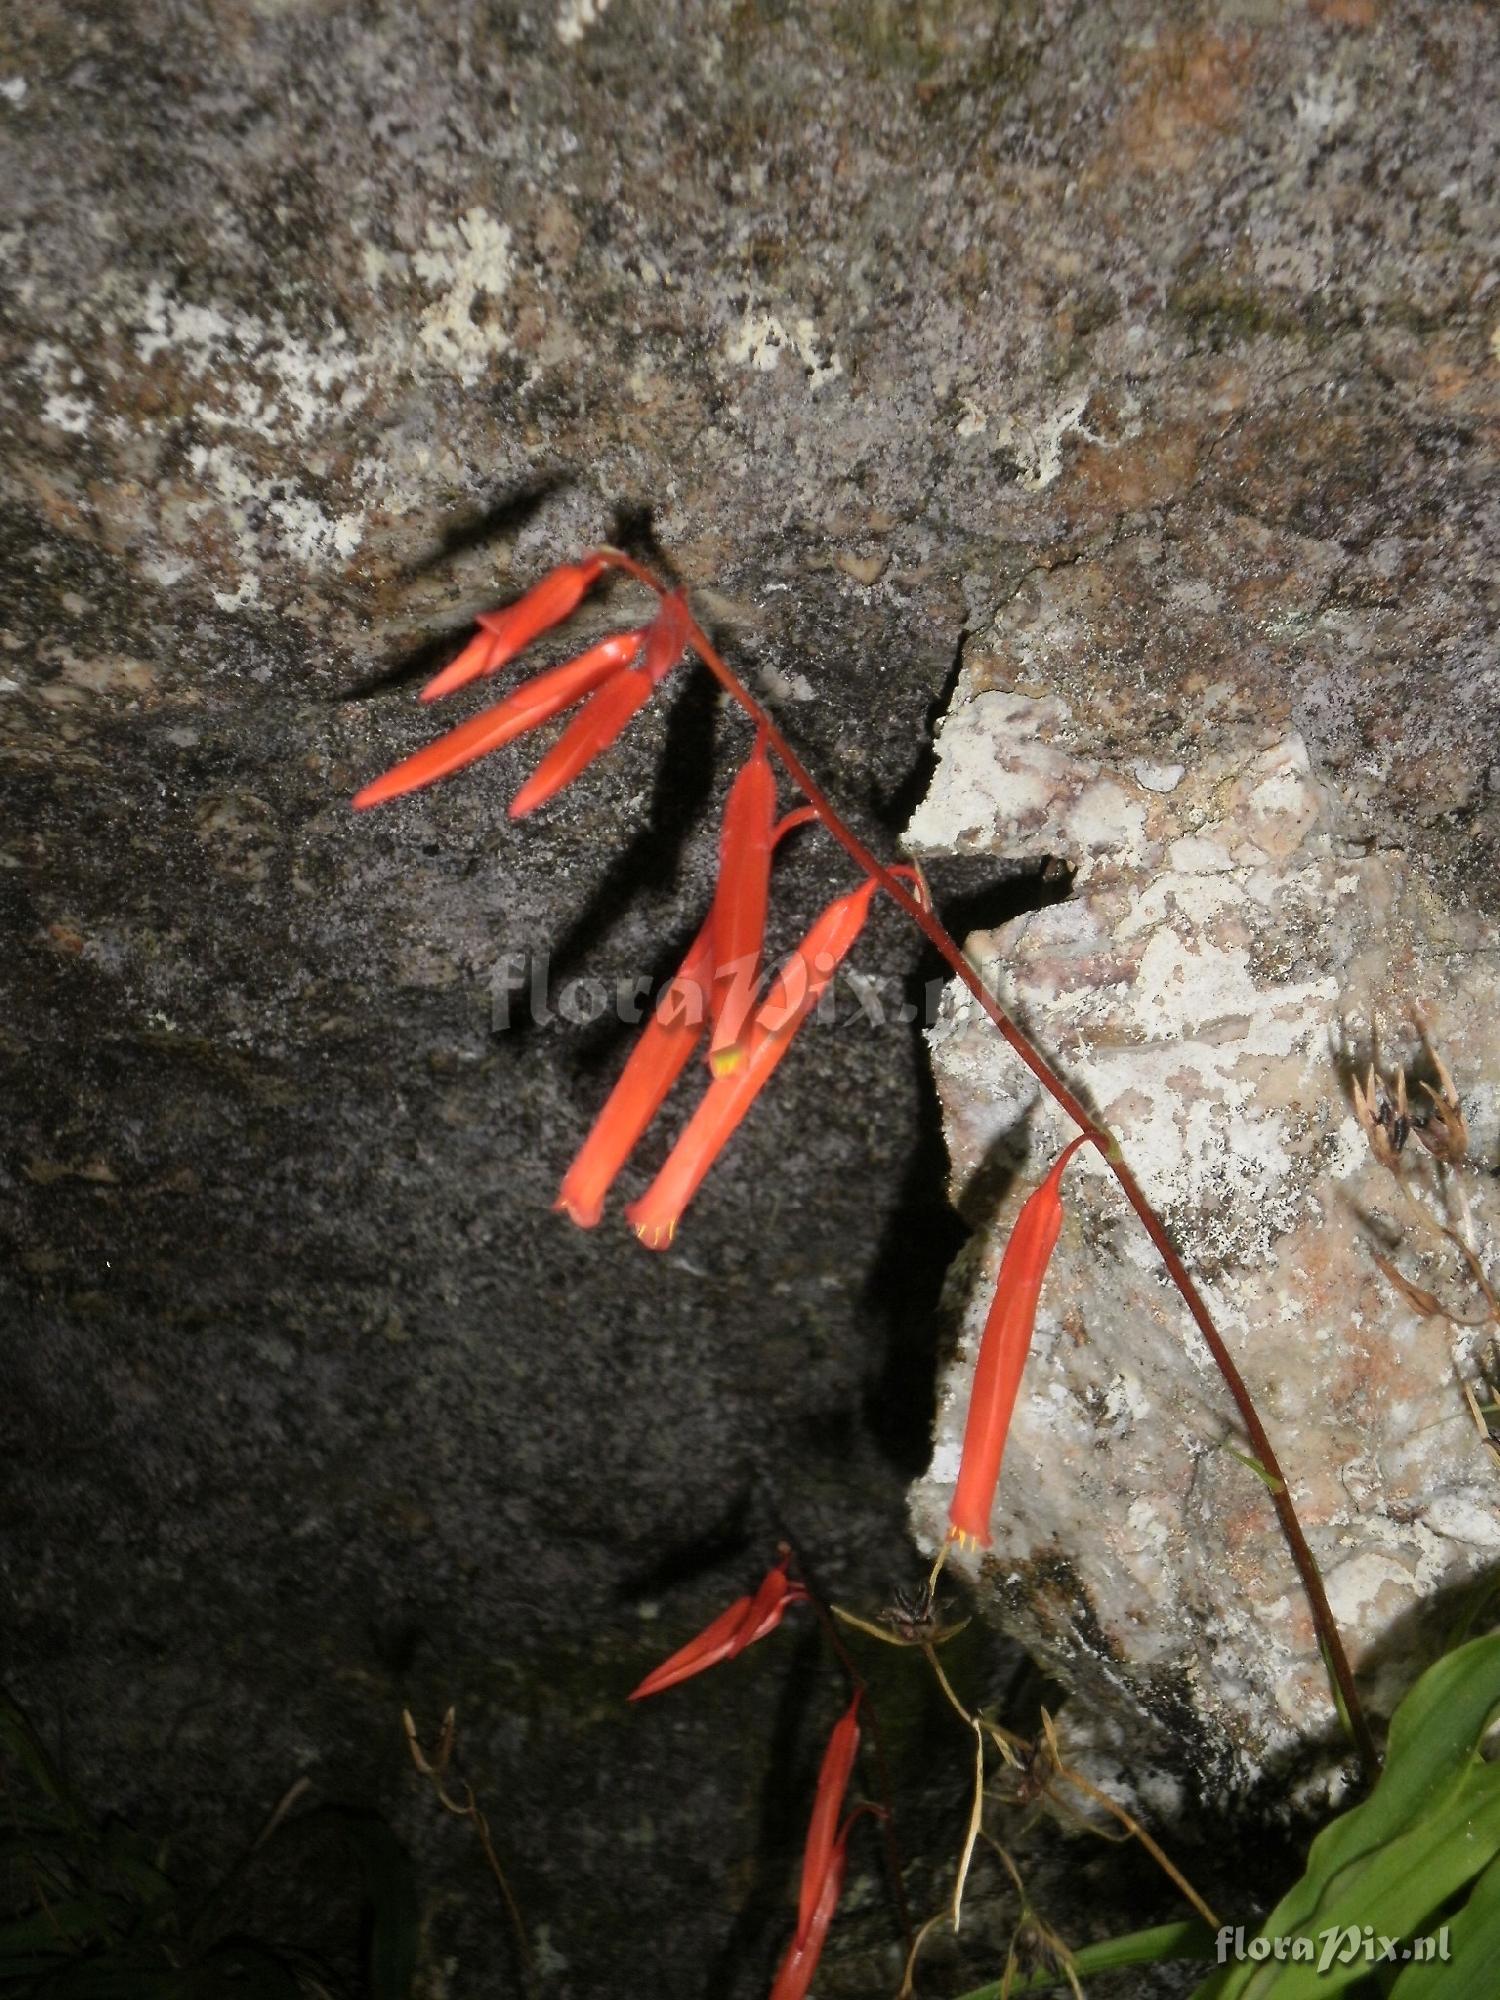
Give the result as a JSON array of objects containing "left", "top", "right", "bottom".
[
  {"left": 352, "top": 629, "right": 645, "bottom": 810},
  {"left": 626, "top": 878, "right": 881, "bottom": 1249},
  {"left": 507, "top": 663, "right": 655, "bottom": 819},
  {"left": 769, "top": 1825, "right": 853, "bottom": 2000},
  {"left": 769, "top": 1695, "right": 864, "bottom": 2000},
  {"left": 796, "top": 1695, "right": 861, "bottom": 1941},
  {"left": 554, "top": 805, "right": 819, "bottom": 1232},
  {"left": 947, "top": 1133, "right": 1091, "bottom": 1549},
  {"left": 628, "top": 1556, "right": 805, "bottom": 1701},
  {"left": 708, "top": 732, "right": 777, "bottom": 1077},
  {"left": 421, "top": 555, "right": 609, "bottom": 702},
  {"left": 640, "top": 589, "right": 691, "bottom": 683},
  {"left": 554, "top": 915, "right": 717, "bottom": 1229}
]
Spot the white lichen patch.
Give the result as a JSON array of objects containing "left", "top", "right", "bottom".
[
  {"left": 28, "top": 341, "right": 97, "bottom": 436},
  {"left": 725, "top": 309, "right": 842, "bottom": 387},
  {"left": 988, "top": 387, "right": 1101, "bottom": 491},
  {"left": 556, "top": 0, "right": 612, "bottom": 44},
  {"left": 53, "top": 204, "right": 486, "bottom": 600},
  {"left": 412, "top": 208, "right": 516, "bottom": 382},
  {"left": 42, "top": 393, "right": 92, "bottom": 434},
  {"left": 905, "top": 626, "right": 1500, "bottom": 1787}
]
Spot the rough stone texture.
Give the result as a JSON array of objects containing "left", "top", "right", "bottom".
[
  {"left": 3, "top": 0, "right": 1497, "bottom": 1993},
  {"left": 905, "top": 649, "right": 1500, "bottom": 1793}
]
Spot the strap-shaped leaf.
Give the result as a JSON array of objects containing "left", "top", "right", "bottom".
[
  {"left": 1389, "top": 1848, "right": 1500, "bottom": 2000},
  {"left": 1195, "top": 1631, "right": 1500, "bottom": 2000}
]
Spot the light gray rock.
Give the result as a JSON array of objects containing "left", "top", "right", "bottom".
[{"left": 907, "top": 574, "right": 1500, "bottom": 1791}]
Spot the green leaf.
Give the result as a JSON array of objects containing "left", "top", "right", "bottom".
[
  {"left": 1223, "top": 1447, "right": 1286, "bottom": 1496},
  {"left": 1192, "top": 1630, "right": 1500, "bottom": 2000},
  {"left": 1388, "top": 1848, "right": 1500, "bottom": 2000},
  {"left": 952, "top": 1918, "right": 1216, "bottom": 1996}
]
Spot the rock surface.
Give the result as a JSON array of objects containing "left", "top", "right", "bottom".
[
  {"left": 3, "top": 0, "right": 1498, "bottom": 1992},
  {"left": 905, "top": 623, "right": 1500, "bottom": 1791}
]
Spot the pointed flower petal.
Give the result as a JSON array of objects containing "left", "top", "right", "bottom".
[
  {"left": 506, "top": 593, "right": 693, "bottom": 819},
  {"left": 738, "top": 1553, "right": 807, "bottom": 1649},
  {"left": 708, "top": 732, "right": 777, "bottom": 1077},
  {"left": 947, "top": 1133, "right": 1091, "bottom": 1550},
  {"left": 554, "top": 915, "right": 717, "bottom": 1228},
  {"left": 628, "top": 1556, "right": 804, "bottom": 1701},
  {"left": 797, "top": 1695, "right": 861, "bottom": 1942},
  {"left": 626, "top": 879, "right": 880, "bottom": 1249},
  {"left": 556, "top": 810, "right": 820, "bottom": 1227},
  {"left": 353, "top": 630, "right": 646, "bottom": 810},
  {"left": 507, "top": 664, "right": 654, "bottom": 819},
  {"left": 628, "top": 1593, "right": 756, "bottom": 1702},
  {"left": 420, "top": 555, "right": 609, "bottom": 702}
]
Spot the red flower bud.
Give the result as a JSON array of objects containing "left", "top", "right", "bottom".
[
  {"left": 628, "top": 1556, "right": 805, "bottom": 1701},
  {"left": 947, "top": 1134, "right": 1091, "bottom": 1549},
  {"left": 421, "top": 555, "right": 609, "bottom": 702}
]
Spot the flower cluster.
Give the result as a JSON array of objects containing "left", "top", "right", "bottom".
[
  {"left": 355, "top": 557, "right": 1118, "bottom": 1990},
  {"left": 630, "top": 1554, "right": 871, "bottom": 2000},
  {"left": 353, "top": 556, "right": 904, "bottom": 1248}
]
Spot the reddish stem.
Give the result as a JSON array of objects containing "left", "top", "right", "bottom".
[{"left": 597, "top": 549, "right": 1376, "bottom": 1778}]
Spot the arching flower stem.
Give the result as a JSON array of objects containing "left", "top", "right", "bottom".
[{"left": 593, "top": 546, "right": 1375, "bottom": 1777}]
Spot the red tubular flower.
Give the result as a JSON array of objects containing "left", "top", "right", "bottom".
[
  {"left": 554, "top": 915, "right": 716, "bottom": 1228},
  {"left": 628, "top": 1556, "right": 806, "bottom": 1701},
  {"left": 769, "top": 1821, "right": 853, "bottom": 2000},
  {"left": 420, "top": 554, "right": 610, "bottom": 702},
  {"left": 508, "top": 662, "right": 655, "bottom": 819},
  {"left": 506, "top": 591, "right": 692, "bottom": 820},
  {"left": 769, "top": 1695, "right": 864, "bottom": 2000},
  {"left": 796, "top": 1695, "right": 861, "bottom": 1941},
  {"left": 555, "top": 807, "right": 819, "bottom": 1230},
  {"left": 947, "top": 1133, "right": 1092, "bottom": 1550},
  {"left": 708, "top": 732, "right": 777, "bottom": 1077},
  {"left": 625, "top": 878, "right": 881, "bottom": 1250},
  {"left": 351, "top": 630, "right": 646, "bottom": 811}
]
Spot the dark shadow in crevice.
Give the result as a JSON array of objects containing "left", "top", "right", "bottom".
[
  {"left": 481, "top": 666, "right": 721, "bottom": 1058},
  {"left": 859, "top": 857, "right": 1076, "bottom": 1477},
  {"left": 559, "top": 667, "right": 720, "bottom": 972},
  {"left": 607, "top": 500, "right": 680, "bottom": 589},
  {"left": 867, "top": 623, "right": 969, "bottom": 836},
  {"left": 398, "top": 468, "right": 572, "bottom": 580},
  {"left": 614, "top": 1489, "right": 755, "bottom": 1606}
]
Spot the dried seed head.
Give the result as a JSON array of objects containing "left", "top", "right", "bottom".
[
  {"left": 1352, "top": 1064, "right": 1407, "bottom": 1172},
  {"left": 1408, "top": 1011, "right": 1469, "bottom": 1164},
  {"left": 1415, "top": 1047, "right": 1468, "bottom": 1165}
]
